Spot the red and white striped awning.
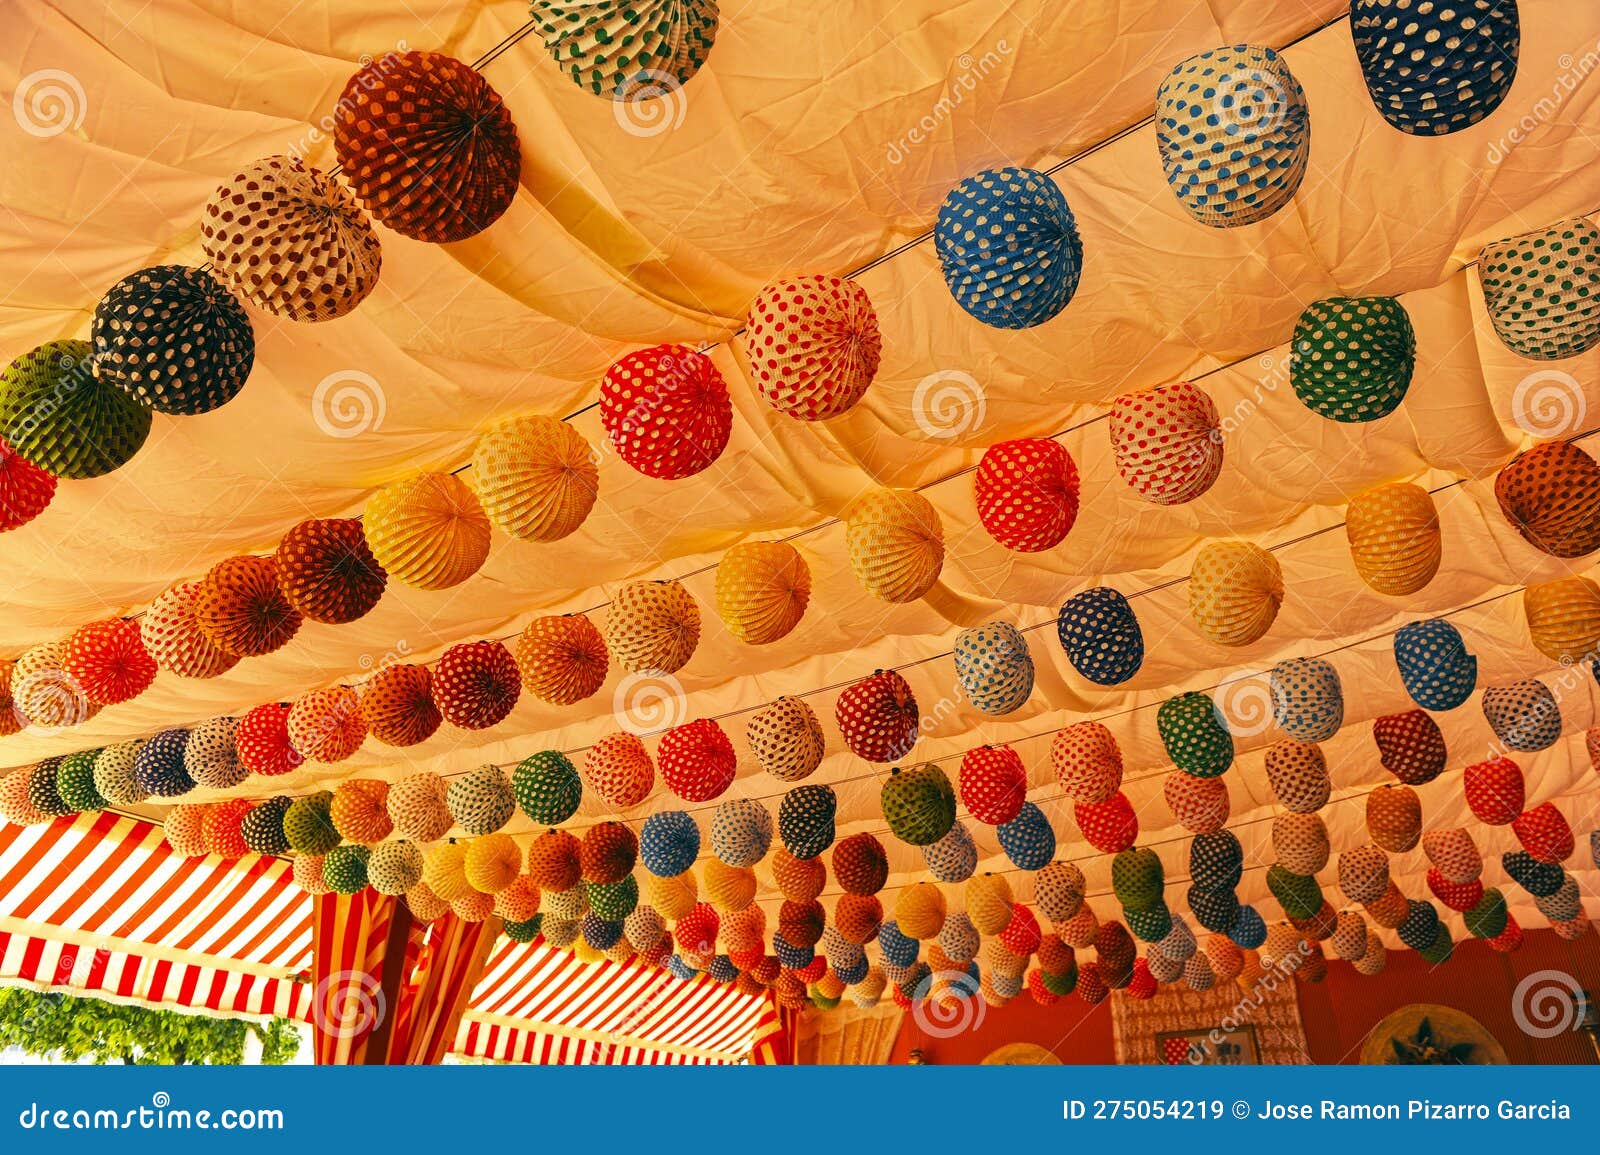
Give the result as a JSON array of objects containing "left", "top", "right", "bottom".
[{"left": 1, "top": 811, "right": 777, "bottom": 1062}]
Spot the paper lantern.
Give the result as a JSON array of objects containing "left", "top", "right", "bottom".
[
  {"left": 1372, "top": 709, "right": 1447, "bottom": 785},
  {"left": 997, "top": 802, "right": 1056, "bottom": 871},
  {"left": 582, "top": 732, "right": 654, "bottom": 809},
  {"left": 1075, "top": 961, "right": 1109, "bottom": 1005},
  {"left": 334, "top": 50, "right": 519, "bottom": 242},
  {"left": 1268, "top": 656, "right": 1343, "bottom": 743},
  {"left": 710, "top": 799, "right": 773, "bottom": 868},
  {"left": 240, "top": 796, "right": 293, "bottom": 857},
  {"left": 598, "top": 344, "right": 732, "bottom": 480},
  {"left": 275, "top": 517, "right": 386, "bottom": 625},
  {"left": 284, "top": 791, "right": 340, "bottom": 856},
  {"left": 369, "top": 842, "right": 425, "bottom": 896},
  {"left": 1348, "top": 929, "right": 1387, "bottom": 975},
  {"left": 824, "top": 894, "right": 878, "bottom": 947},
  {"left": 893, "top": 884, "right": 946, "bottom": 941},
  {"left": 1290, "top": 297, "right": 1415, "bottom": 423},
  {"left": 1075, "top": 791, "right": 1138, "bottom": 853},
  {"left": 1055, "top": 586, "right": 1143, "bottom": 685},
  {"left": 1481, "top": 679, "right": 1561, "bottom": 753},
  {"left": 935, "top": 913, "right": 980, "bottom": 964},
  {"left": 1114, "top": 388, "right": 1225, "bottom": 513},
  {"left": 771, "top": 848, "right": 825, "bottom": 901},
  {"left": 715, "top": 542, "right": 809, "bottom": 645},
  {"left": 1228, "top": 905, "right": 1268, "bottom": 951},
  {"left": 364, "top": 473, "right": 490, "bottom": 591},
  {"left": 1158, "top": 692, "right": 1233, "bottom": 779},
  {"left": 322, "top": 845, "right": 371, "bottom": 895},
  {"left": 844, "top": 488, "right": 944, "bottom": 603},
  {"left": 1503, "top": 850, "right": 1564, "bottom": 897},
  {"left": 531, "top": 0, "right": 718, "bottom": 97},
  {"left": 1188, "top": 885, "right": 1241, "bottom": 934},
  {"left": 1463, "top": 756, "right": 1524, "bottom": 825},
  {"left": 1393, "top": 619, "right": 1477, "bottom": 710},
  {"left": 674, "top": 902, "right": 721, "bottom": 956},
  {"left": 1272, "top": 812, "right": 1329, "bottom": 876},
  {"left": 140, "top": 581, "right": 240, "bottom": 680},
  {"left": 1050, "top": 722, "right": 1122, "bottom": 804},
  {"left": 515, "top": 613, "right": 609, "bottom": 705},
  {"left": 194, "top": 555, "right": 302, "bottom": 657},
  {"left": 1534, "top": 877, "right": 1582, "bottom": 923},
  {"left": 200, "top": 154, "right": 379, "bottom": 321},
  {"left": 359, "top": 664, "right": 442, "bottom": 748},
  {"left": 1156, "top": 916, "right": 1197, "bottom": 964},
  {"left": 1264, "top": 740, "right": 1330, "bottom": 813},
  {"left": 285, "top": 686, "right": 365, "bottom": 765},
  {"left": 164, "top": 805, "right": 211, "bottom": 858},
  {"left": 132, "top": 730, "right": 193, "bottom": 798},
  {"left": 778, "top": 784, "right": 836, "bottom": 859},
  {"left": 835, "top": 669, "right": 919, "bottom": 763},
  {"left": 1494, "top": 440, "right": 1600, "bottom": 558},
  {"left": 528, "top": 829, "right": 584, "bottom": 893},
  {"left": 1163, "top": 771, "right": 1229, "bottom": 834},
  {"left": 934, "top": 166, "right": 1081, "bottom": 328},
  {"left": 1124, "top": 901, "right": 1174, "bottom": 945},
  {"left": 1189, "top": 830, "right": 1244, "bottom": 893},
  {"left": 658, "top": 717, "right": 737, "bottom": 802},
  {"left": 0, "top": 435, "right": 55, "bottom": 531},
  {"left": 181, "top": 715, "right": 244, "bottom": 790},
  {"left": 1427, "top": 869, "right": 1484, "bottom": 913},
  {"left": 460, "top": 831, "right": 521, "bottom": 895},
  {"left": 1188, "top": 540, "right": 1283, "bottom": 646},
  {"left": 54, "top": 750, "right": 104, "bottom": 814},
  {"left": 1513, "top": 801, "right": 1574, "bottom": 864},
  {"left": 512, "top": 750, "right": 583, "bottom": 825},
  {"left": 90, "top": 265, "right": 253, "bottom": 416},
  {"left": 953, "top": 621, "right": 1033, "bottom": 716},
  {"left": 955, "top": 745, "right": 1025, "bottom": 826},
  {"left": 921, "top": 821, "right": 978, "bottom": 883},
  {"left": 606, "top": 580, "right": 700, "bottom": 675},
  {"left": 1345, "top": 482, "right": 1440, "bottom": 596},
  {"left": 1181, "top": 951, "right": 1216, "bottom": 992},
  {"left": 1033, "top": 861, "right": 1086, "bottom": 924},
  {"left": 405, "top": 881, "right": 449, "bottom": 923},
  {"left": 1112, "top": 847, "right": 1165, "bottom": 913},
  {"left": 776, "top": 898, "right": 825, "bottom": 950},
  {"left": 1364, "top": 880, "right": 1410, "bottom": 929},
  {"left": 965, "top": 872, "right": 1015, "bottom": 936},
  {"left": 586, "top": 873, "right": 639, "bottom": 921},
  {"left": 1524, "top": 576, "right": 1600, "bottom": 664},
  {"left": 625, "top": 906, "right": 667, "bottom": 953},
  {"left": 422, "top": 843, "right": 475, "bottom": 907},
  {"left": 0, "top": 340, "right": 150, "bottom": 479},
  {"left": 580, "top": 822, "right": 637, "bottom": 885},
  {"left": 446, "top": 765, "right": 515, "bottom": 836},
  {"left": 1155, "top": 44, "right": 1308, "bottom": 227},
  {"left": 1423, "top": 828, "right": 1482, "bottom": 885},
  {"left": 471, "top": 414, "right": 598, "bottom": 542},
  {"left": 741, "top": 274, "right": 880, "bottom": 419},
  {"left": 493, "top": 874, "right": 542, "bottom": 923},
  {"left": 1094, "top": 921, "right": 1136, "bottom": 988},
  {"left": 57, "top": 618, "right": 154, "bottom": 709},
  {"left": 1366, "top": 784, "right": 1421, "bottom": 852},
  {"left": 880, "top": 762, "right": 956, "bottom": 846},
  {"left": 329, "top": 779, "right": 392, "bottom": 845},
  {"left": 9, "top": 642, "right": 94, "bottom": 730},
  {"left": 91, "top": 741, "right": 146, "bottom": 806},
  {"left": 746, "top": 696, "right": 825, "bottom": 782},
  {"left": 1351, "top": 0, "right": 1519, "bottom": 135},
  {"left": 386, "top": 772, "right": 453, "bottom": 843},
  {"left": 973, "top": 438, "right": 1079, "bottom": 552},
  {"left": 1479, "top": 216, "right": 1600, "bottom": 359},
  {"left": 1463, "top": 887, "right": 1510, "bottom": 940},
  {"left": 1057, "top": 904, "right": 1100, "bottom": 949},
  {"left": 434, "top": 640, "right": 521, "bottom": 731},
  {"left": 999, "top": 905, "right": 1043, "bottom": 958},
  {"left": 1394, "top": 899, "right": 1441, "bottom": 952},
  {"left": 722, "top": 905, "right": 766, "bottom": 954}
]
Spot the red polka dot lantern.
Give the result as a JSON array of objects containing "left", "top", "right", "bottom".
[
  {"left": 1495, "top": 440, "right": 1600, "bottom": 559},
  {"left": 599, "top": 344, "right": 732, "bottom": 480},
  {"left": 1372, "top": 709, "right": 1447, "bottom": 786},
  {"left": 202, "top": 799, "right": 253, "bottom": 859},
  {"left": 674, "top": 902, "right": 721, "bottom": 955},
  {"left": 194, "top": 555, "right": 302, "bottom": 657},
  {"left": 999, "top": 904, "right": 1043, "bottom": 956},
  {"left": 1512, "top": 801, "right": 1574, "bottom": 864},
  {"left": 1075, "top": 791, "right": 1138, "bottom": 854},
  {"left": 434, "top": 640, "right": 521, "bottom": 730},
  {"left": 0, "top": 436, "right": 55, "bottom": 531},
  {"left": 359, "top": 663, "right": 442, "bottom": 747},
  {"left": 140, "top": 580, "right": 239, "bottom": 680},
  {"left": 1109, "top": 381, "right": 1223, "bottom": 505},
  {"left": 583, "top": 732, "right": 654, "bottom": 808},
  {"left": 235, "top": 702, "right": 304, "bottom": 777},
  {"left": 831, "top": 832, "right": 888, "bottom": 896},
  {"left": 1463, "top": 756, "right": 1524, "bottom": 826},
  {"left": 515, "top": 613, "right": 609, "bottom": 706},
  {"left": 742, "top": 274, "right": 880, "bottom": 420},
  {"left": 834, "top": 669, "right": 919, "bottom": 763},
  {"left": 287, "top": 686, "right": 366, "bottom": 764},
  {"left": 1163, "top": 771, "right": 1230, "bottom": 834},
  {"left": 658, "top": 717, "right": 737, "bottom": 801},
  {"left": 973, "top": 437, "right": 1079, "bottom": 552},
  {"left": 62, "top": 618, "right": 156, "bottom": 706},
  {"left": 580, "top": 821, "right": 637, "bottom": 884},
  {"left": 606, "top": 579, "right": 700, "bottom": 675},
  {"left": 771, "top": 848, "right": 826, "bottom": 902},
  {"left": 274, "top": 517, "right": 386, "bottom": 625},
  {"left": 1050, "top": 721, "right": 1122, "bottom": 804},
  {"left": 958, "top": 745, "right": 1028, "bottom": 825},
  {"left": 333, "top": 50, "right": 520, "bottom": 243}
]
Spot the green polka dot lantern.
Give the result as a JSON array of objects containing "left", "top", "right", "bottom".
[
  {"left": 513, "top": 750, "right": 583, "bottom": 824},
  {"left": 368, "top": 840, "right": 425, "bottom": 895},
  {"left": 0, "top": 340, "right": 152, "bottom": 478},
  {"left": 323, "top": 844, "right": 371, "bottom": 894},
  {"left": 531, "top": 0, "right": 719, "bottom": 99},
  {"left": 1111, "top": 847, "right": 1164, "bottom": 912},
  {"left": 1291, "top": 297, "right": 1415, "bottom": 422},
  {"left": 55, "top": 750, "right": 106, "bottom": 813},
  {"left": 880, "top": 762, "right": 957, "bottom": 846},
  {"left": 284, "top": 791, "right": 341, "bottom": 855},
  {"left": 1158, "top": 691, "right": 1233, "bottom": 778},
  {"left": 1479, "top": 218, "right": 1600, "bottom": 360}
]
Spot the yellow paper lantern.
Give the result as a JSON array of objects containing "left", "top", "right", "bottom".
[
  {"left": 605, "top": 579, "right": 700, "bottom": 674},
  {"left": 364, "top": 472, "right": 491, "bottom": 590},
  {"left": 844, "top": 488, "right": 944, "bottom": 603},
  {"left": 1345, "top": 482, "right": 1440, "bottom": 595},
  {"left": 894, "top": 882, "right": 947, "bottom": 940},
  {"left": 703, "top": 857, "right": 757, "bottom": 912},
  {"left": 164, "top": 803, "right": 211, "bottom": 858},
  {"left": 423, "top": 840, "right": 471, "bottom": 902},
  {"left": 965, "top": 872, "right": 1015, "bottom": 936},
  {"left": 515, "top": 613, "right": 609, "bottom": 705},
  {"left": 464, "top": 832, "right": 523, "bottom": 894},
  {"left": 715, "top": 541, "right": 811, "bottom": 644},
  {"left": 1188, "top": 540, "right": 1283, "bottom": 646},
  {"left": 405, "top": 880, "right": 449, "bottom": 923},
  {"left": 330, "top": 779, "right": 393, "bottom": 845},
  {"left": 471, "top": 414, "right": 598, "bottom": 542},
  {"left": 1524, "top": 576, "right": 1600, "bottom": 665},
  {"left": 645, "top": 868, "right": 698, "bottom": 921}
]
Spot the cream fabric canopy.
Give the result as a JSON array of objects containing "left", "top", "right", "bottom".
[{"left": 2, "top": 0, "right": 1598, "bottom": 940}]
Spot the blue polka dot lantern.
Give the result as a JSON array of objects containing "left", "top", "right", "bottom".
[
  {"left": 707, "top": 955, "right": 738, "bottom": 984},
  {"left": 772, "top": 931, "right": 814, "bottom": 970},
  {"left": 666, "top": 954, "right": 699, "bottom": 981},
  {"left": 934, "top": 166, "right": 1083, "bottom": 329},
  {"left": 921, "top": 820, "right": 978, "bottom": 883},
  {"left": 640, "top": 810, "right": 700, "bottom": 877},
  {"left": 834, "top": 954, "right": 869, "bottom": 986},
  {"left": 581, "top": 912, "right": 624, "bottom": 951},
  {"left": 1154, "top": 44, "right": 1310, "bottom": 228},
  {"left": 1481, "top": 679, "right": 1561, "bottom": 753},
  {"left": 133, "top": 729, "right": 195, "bottom": 797},
  {"left": 1229, "top": 903, "right": 1268, "bottom": 949},
  {"left": 1188, "top": 886, "right": 1241, "bottom": 933},
  {"left": 710, "top": 798, "right": 772, "bottom": 867},
  {"left": 1394, "top": 619, "right": 1478, "bottom": 710},
  {"left": 1270, "top": 656, "right": 1344, "bottom": 742},
  {"left": 778, "top": 784, "right": 836, "bottom": 859},
  {"left": 997, "top": 801, "right": 1056, "bottom": 871},
  {"left": 953, "top": 621, "right": 1034, "bottom": 715},
  {"left": 1056, "top": 586, "right": 1144, "bottom": 685},
  {"left": 1351, "top": 1, "right": 1520, "bottom": 137},
  {"left": 877, "top": 920, "right": 920, "bottom": 969}
]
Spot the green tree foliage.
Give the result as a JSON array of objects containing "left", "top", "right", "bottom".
[{"left": 0, "top": 986, "right": 300, "bottom": 1065}]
